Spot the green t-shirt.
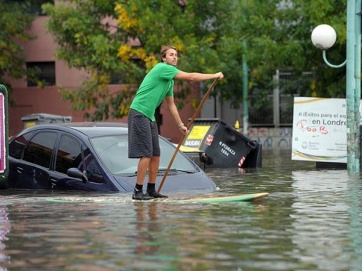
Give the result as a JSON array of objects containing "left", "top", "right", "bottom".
[{"left": 130, "top": 62, "right": 180, "bottom": 121}]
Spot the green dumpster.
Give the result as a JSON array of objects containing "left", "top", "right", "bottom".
[{"left": 21, "top": 113, "right": 72, "bottom": 128}]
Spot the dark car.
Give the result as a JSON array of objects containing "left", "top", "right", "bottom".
[{"left": 5, "top": 122, "right": 217, "bottom": 193}]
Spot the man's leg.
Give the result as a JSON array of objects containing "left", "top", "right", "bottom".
[
  {"left": 133, "top": 157, "right": 153, "bottom": 200},
  {"left": 147, "top": 156, "right": 168, "bottom": 198},
  {"left": 147, "top": 156, "right": 159, "bottom": 184},
  {"left": 128, "top": 109, "right": 155, "bottom": 200},
  {"left": 136, "top": 157, "right": 151, "bottom": 185}
]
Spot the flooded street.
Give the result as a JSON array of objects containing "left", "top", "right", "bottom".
[{"left": 1, "top": 150, "right": 362, "bottom": 271}]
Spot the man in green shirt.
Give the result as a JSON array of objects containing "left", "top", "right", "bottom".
[{"left": 128, "top": 45, "right": 224, "bottom": 200}]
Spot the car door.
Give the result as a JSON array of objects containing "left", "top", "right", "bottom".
[
  {"left": 9, "top": 131, "right": 57, "bottom": 189},
  {"left": 8, "top": 131, "right": 33, "bottom": 188},
  {"left": 49, "top": 133, "right": 89, "bottom": 190},
  {"left": 80, "top": 146, "right": 117, "bottom": 191},
  {"left": 50, "top": 133, "right": 111, "bottom": 191}
]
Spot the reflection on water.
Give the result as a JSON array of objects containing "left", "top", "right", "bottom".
[
  {"left": 0, "top": 205, "right": 10, "bottom": 270},
  {"left": 0, "top": 150, "right": 362, "bottom": 270},
  {"left": 290, "top": 171, "right": 362, "bottom": 271}
]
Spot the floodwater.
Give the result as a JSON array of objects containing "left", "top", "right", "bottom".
[{"left": 1, "top": 150, "right": 362, "bottom": 271}]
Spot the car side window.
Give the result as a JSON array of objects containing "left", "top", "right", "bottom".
[
  {"left": 83, "top": 147, "right": 104, "bottom": 184},
  {"left": 9, "top": 132, "right": 34, "bottom": 159},
  {"left": 23, "top": 132, "right": 57, "bottom": 168},
  {"left": 55, "top": 134, "right": 82, "bottom": 174}
]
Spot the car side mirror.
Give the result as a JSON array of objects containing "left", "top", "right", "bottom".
[{"left": 67, "top": 168, "right": 88, "bottom": 183}]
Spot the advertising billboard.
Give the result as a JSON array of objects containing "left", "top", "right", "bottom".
[{"left": 291, "top": 97, "right": 361, "bottom": 163}]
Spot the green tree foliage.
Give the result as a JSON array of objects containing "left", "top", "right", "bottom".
[
  {"left": 239, "top": 0, "right": 347, "bottom": 99},
  {"left": 0, "top": 1, "right": 35, "bottom": 93},
  {"left": 43, "top": 1, "right": 133, "bottom": 120},
  {"left": 114, "top": 0, "right": 236, "bottom": 107},
  {"left": 43, "top": 0, "right": 348, "bottom": 120}
]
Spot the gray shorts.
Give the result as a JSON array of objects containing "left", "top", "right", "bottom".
[{"left": 128, "top": 109, "right": 160, "bottom": 158}]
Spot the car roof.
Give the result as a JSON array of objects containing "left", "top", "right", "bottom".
[{"left": 20, "top": 122, "right": 129, "bottom": 138}]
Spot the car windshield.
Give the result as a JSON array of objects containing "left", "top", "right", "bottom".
[{"left": 90, "top": 135, "right": 198, "bottom": 176}]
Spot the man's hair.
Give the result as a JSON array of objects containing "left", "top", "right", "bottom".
[{"left": 160, "top": 45, "right": 177, "bottom": 62}]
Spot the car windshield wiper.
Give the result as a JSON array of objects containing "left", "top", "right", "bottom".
[
  {"left": 133, "top": 168, "right": 196, "bottom": 176},
  {"left": 158, "top": 168, "right": 196, "bottom": 174},
  {"left": 114, "top": 170, "right": 137, "bottom": 177}
]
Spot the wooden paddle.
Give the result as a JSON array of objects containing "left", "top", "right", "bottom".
[{"left": 157, "top": 78, "right": 220, "bottom": 193}]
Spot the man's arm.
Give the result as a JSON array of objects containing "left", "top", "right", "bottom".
[
  {"left": 174, "top": 71, "right": 223, "bottom": 82},
  {"left": 164, "top": 95, "right": 188, "bottom": 135}
]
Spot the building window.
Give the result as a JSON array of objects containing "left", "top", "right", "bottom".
[
  {"left": 109, "top": 73, "right": 124, "bottom": 85},
  {"left": 12, "top": 0, "right": 54, "bottom": 16},
  {"left": 27, "top": 62, "right": 56, "bottom": 87},
  {"left": 109, "top": 58, "right": 145, "bottom": 85}
]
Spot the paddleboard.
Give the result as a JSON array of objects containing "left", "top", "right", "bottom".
[
  {"left": 47, "top": 192, "right": 269, "bottom": 204},
  {"left": 170, "top": 192, "right": 269, "bottom": 203}
]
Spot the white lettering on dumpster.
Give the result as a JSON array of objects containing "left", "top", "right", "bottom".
[
  {"left": 185, "top": 140, "right": 201, "bottom": 147},
  {"left": 219, "top": 141, "right": 236, "bottom": 156}
]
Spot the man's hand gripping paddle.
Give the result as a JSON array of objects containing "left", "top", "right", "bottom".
[{"left": 157, "top": 78, "right": 220, "bottom": 193}]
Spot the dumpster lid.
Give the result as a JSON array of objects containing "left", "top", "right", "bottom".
[{"left": 21, "top": 113, "right": 72, "bottom": 121}]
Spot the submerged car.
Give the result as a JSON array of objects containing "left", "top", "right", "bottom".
[{"left": 5, "top": 122, "right": 217, "bottom": 193}]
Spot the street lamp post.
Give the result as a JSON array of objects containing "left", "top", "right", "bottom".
[
  {"left": 242, "top": 41, "right": 249, "bottom": 136},
  {"left": 311, "top": 0, "right": 361, "bottom": 173}
]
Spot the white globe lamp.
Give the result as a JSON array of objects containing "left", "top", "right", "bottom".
[{"left": 311, "top": 24, "right": 337, "bottom": 50}]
